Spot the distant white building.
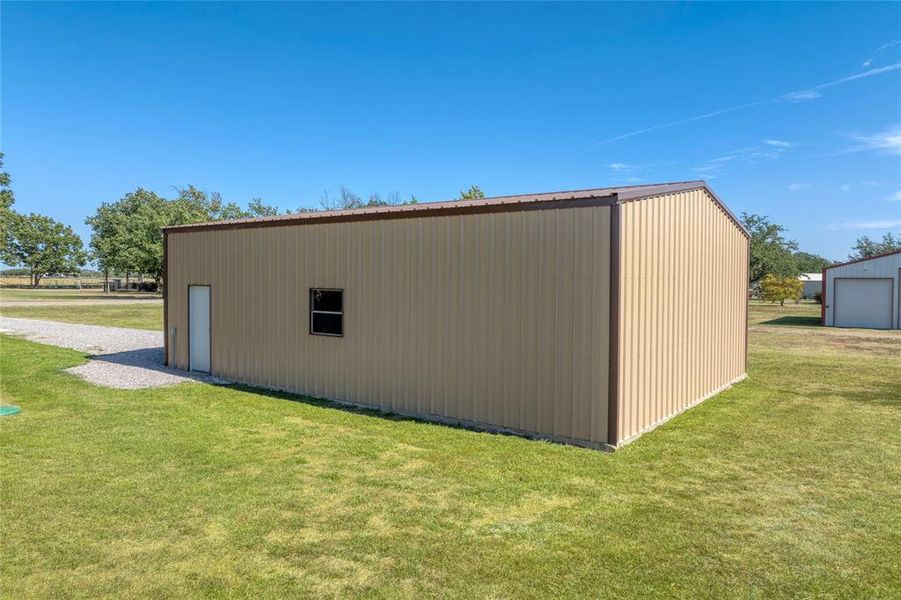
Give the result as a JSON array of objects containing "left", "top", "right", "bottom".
[{"left": 799, "top": 272, "right": 822, "bottom": 299}]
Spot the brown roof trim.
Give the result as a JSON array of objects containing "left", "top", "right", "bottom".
[
  {"left": 162, "top": 180, "right": 747, "bottom": 236},
  {"left": 823, "top": 249, "right": 901, "bottom": 271},
  {"left": 164, "top": 193, "right": 619, "bottom": 233}
]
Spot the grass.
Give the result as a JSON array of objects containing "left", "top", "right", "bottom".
[
  {"left": 0, "top": 288, "right": 160, "bottom": 301},
  {"left": 1, "top": 304, "right": 163, "bottom": 330},
  {"left": 1, "top": 306, "right": 900, "bottom": 597}
]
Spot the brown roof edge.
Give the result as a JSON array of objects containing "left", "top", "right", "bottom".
[
  {"left": 162, "top": 180, "right": 744, "bottom": 235},
  {"left": 163, "top": 193, "right": 620, "bottom": 233},
  {"left": 822, "top": 248, "right": 901, "bottom": 271}
]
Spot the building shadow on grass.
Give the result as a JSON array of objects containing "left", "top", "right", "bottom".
[
  {"left": 759, "top": 315, "right": 822, "bottom": 327},
  {"left": 221, "top": 381, "right": 604, "bottom": 449}
]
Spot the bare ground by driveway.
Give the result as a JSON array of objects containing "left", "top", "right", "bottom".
[{"left": 0, "top": 317, "right": 225, "bottom": 389}]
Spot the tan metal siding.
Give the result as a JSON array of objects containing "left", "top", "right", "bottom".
[
  {"left": 167, "top": 206, "right": 612, "bottom": 446},
  {"left": 615, "top": 189, "right": 748, "bottom": 445}
]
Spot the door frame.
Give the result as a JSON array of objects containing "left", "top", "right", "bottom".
[
  {"left": 187, "top": 283, "right": 212, "bottom": 373},
  {"left": 832, "top": 277, "right": 894, "bottom": 329}
]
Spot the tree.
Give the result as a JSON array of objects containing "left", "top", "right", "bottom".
[
  {"left": 87, "top": 188, "right": 182, "bottom": 289},
  {"left": 320, "top": 187, "right": 414, "bottom": 210},
  {"left": 1, "top": 152, "right": 17, "bottom": 256},
  {"left": 793, "top": 251, "right": 832, "bottom": 273},
  {"left": 0, "top": 152, "right": 13, "bottom": 215},
  {"left": 740, "top": 213, "right": 800, "bottom": 284},
  {"left": 246, "top": 198, "right": 279, "bottom": 217},
  {"left": 849, "top": 233, "right": 901, "bottom": 260},
  {"left": 458, "top": 185, "right": 485, "bottom": 200},
  {"left": 110, "top": 188, "right": 169, "bottom": 283},
  {"left": 760, "top": 274, "right": 803, "bottom": 307},
  {"left": 85, "top": 201, "right": 129, "bottom": 291},
  {"left": 86, "top": 186, "right": 287, "bottom": 290},
  {"left": 320, "top": 186, "right": 361, "bottom": 210},
  {"left": 4, "top": 213, "right": 87, "bottom": 286}
]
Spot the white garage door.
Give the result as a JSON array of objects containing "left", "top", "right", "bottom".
[{"left": 834, "top": 278, "right": 893, "bottom": 329}]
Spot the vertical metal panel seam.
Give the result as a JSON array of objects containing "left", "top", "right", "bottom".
[
  {"left": 607, "top": 201, "right": 621, "bottom": 446},
  {"left": 163, "top": 230, "right": 169, "bottom": 366}
]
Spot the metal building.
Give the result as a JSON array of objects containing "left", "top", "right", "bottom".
[
  {"left": 821, "top": 250, "right": 901, "bottom": 329},
  {"left": 163, "top": 181, "right": 749, "bottom": 449},
  {"left": 799, "top": 272, "right": 822, "bottom": 299}
]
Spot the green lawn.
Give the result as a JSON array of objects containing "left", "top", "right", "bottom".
[
  {"left": 0, "top": 288, "right": 160, "bottom": 301},
  {"left": 1, "top": 304, "right": 163, "bottom": 330},
  {"left": 1, "top": 307, "right": 899, "bottom": 597}
]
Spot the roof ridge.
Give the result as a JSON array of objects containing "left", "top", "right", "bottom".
[
  {"left": 162, "top": 180, "right": 743, "bottom": 235},
  {"left": 824, "top": 248, "right": 901, "bottom": 270},
  {"left": 446, "top": 179, "right": 706, "bottom": 203}
]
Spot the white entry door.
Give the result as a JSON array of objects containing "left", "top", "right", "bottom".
[
  {"left": 189, "top": 285, "right": 211, "bottom": 372},
  {"left": 833, "top": 278, "right": 893, "bottom": 329}
]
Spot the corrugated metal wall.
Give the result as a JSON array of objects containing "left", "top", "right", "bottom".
[
  {"left": 167, "top": 206, "right": 612, "bottom": 446},
  {"left": 615, "top": 189, "right": 748, "bottom": 445},
  {"left": 823, "top": 253, "right": 901, "bottom": 328}
]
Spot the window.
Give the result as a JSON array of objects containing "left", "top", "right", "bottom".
[{"left": 310, "top": 288, "right": 343, "bottom": 336}]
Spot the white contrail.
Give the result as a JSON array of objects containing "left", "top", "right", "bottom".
[{"left": 593, "top": 62, "right": 901, "bottom": 146}]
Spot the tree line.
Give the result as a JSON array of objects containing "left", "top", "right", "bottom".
[
  {"left": 1, "top": 152, "right": 489, "bottom": 289},
  {"left": 739, "top": 213, "right": 901, "bottom": 305},
  {"left": 2, "top": 151, "right": 898, "bottom": 292}
]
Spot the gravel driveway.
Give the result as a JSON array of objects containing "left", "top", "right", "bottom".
[{"left": 0, "top": 317, "right": 226, "bottom": 389}]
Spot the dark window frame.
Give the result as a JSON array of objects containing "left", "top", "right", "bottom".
[{"left": 309, "top": 288, "right": 344, "bottom": 337}]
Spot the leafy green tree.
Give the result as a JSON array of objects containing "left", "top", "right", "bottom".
[
  {"left": 4, "top": 213, "right": 87, "bottom": 286},
  {"left": 0, "top": 152, "right": 13, "bottom": 214},
  {"left": 85, "top": 201, "right": 128, "bottom": 290},
  {"left": 849, "top": 233, "right": 901, "bottom": 260},
  {"left": 793, "top": 251, "right": 832, "bottom": 273},
  {"left": 760, "top": 274, "right": 803, "bottom": 307},
  {"left": 123, "top": 190, "right": 170, "bottom": 282},
  {"left": 458, "top": 185, "right": 485, "bottom": 200},
  {"left": 87, "top": 186, "right": 287, "bottom": 290},
  {"left": 246, "top": 198, "right": 279, "bottom": 217},
  {"left": 169, "top": 186, "right": 220, "bottom": 225},
  {"left": 740, "top": 213, "right": 800, "bottom": 284},
  {"left": 87, "top": 188, "right": 173, "bottom": 288},
  {"left": 216, "top": 202, "right": 250, "bottom": 221},
  {"left": 1, "top": 152, "right": 18, "bottom": 259}
]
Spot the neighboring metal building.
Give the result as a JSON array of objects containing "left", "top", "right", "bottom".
[
  {"left": 799, "top": 272, "right": 822, "bottom": 299},
  {"left": 821, "top": 250, "right": 901, "bottom": 330},
  {"left": 163, "top": 181, "right": 749, "bottom": 449}
]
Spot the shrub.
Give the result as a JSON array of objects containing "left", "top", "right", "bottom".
[{"left": 760, "top": 274, "right": 803, "bottom": 307}]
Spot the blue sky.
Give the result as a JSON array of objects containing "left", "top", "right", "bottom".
[{"left": 2, "top": 2, "right": 899, "bottom": 261}]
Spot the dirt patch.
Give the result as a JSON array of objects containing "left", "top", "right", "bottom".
[{"left": 751, "top": 324, "right": 901, "bottom": 358}]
